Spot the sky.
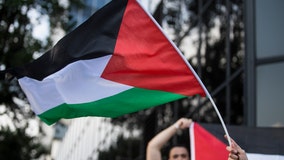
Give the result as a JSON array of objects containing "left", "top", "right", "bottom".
[{"left": 28, "top": 8, "right": 50, "bottom": 42}]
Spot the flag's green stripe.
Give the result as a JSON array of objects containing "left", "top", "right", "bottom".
[{"left": 39, "top": 88, "right": 186, "bottom": 125}]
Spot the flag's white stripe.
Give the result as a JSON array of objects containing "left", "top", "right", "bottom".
[
  {"left": 18, "top": 55, "right": 132, "bottom": 115},
  {"left": 247, "top": 153, "right": 284, "bottom": 160}
]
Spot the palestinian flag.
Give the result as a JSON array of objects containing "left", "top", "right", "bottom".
[
  {"left": 190, "top": 122, "right": 284, "bottom": 160},
  {"left": 10, "top": 0, "right": 205, "bottom": 125}
]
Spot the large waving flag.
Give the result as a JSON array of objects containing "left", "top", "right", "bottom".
[
  {"left": 8, "top": 0, "right": 206, "bottom": 125},
  {"left": 190, "top": 122, "right": 284, "bottom": 160}
]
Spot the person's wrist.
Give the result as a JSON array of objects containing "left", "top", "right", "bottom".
[{"left": 174, "top": 123, "right": 180, "bottom": 130}]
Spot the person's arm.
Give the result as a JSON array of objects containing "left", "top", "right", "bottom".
[
  {"left": 146, "top": 118, "right": 192, "bottom": 160},
  {"left": 225, "top": 135, "right": 248, "bottom": 160}
]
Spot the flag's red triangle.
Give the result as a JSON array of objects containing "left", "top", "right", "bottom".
[
  {"left": 102, "top": 0, "right": 205, "bottom": 97},
  {"left": 191, "top": 123, "right": 228, "bottom": 160}
]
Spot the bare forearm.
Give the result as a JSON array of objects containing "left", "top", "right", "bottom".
[
  {"left": 146, "top": 118, "right": 192, "bottom": 160},
  {"left": 146, "top": 125, "right": 177, "bottom": 160},
  {"left": 148, "top": 125, "right": 177, "bottom": 149}
]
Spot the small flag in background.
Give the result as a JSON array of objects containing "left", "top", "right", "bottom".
[
  {"left": 190, "top": 123, "right": 228, "bottom": 160},
  {"left": 9, "top": 0, "right": 205, "bottom": 125},
  {"left": 190, "top": 122, "right": 284, "bottom": 160}
]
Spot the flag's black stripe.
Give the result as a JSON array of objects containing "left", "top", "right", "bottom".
[
  {"left": 201, "top": 123, "right": 284, "bottom": 155},
  {"left": 13, "top": 0, "right": 128, "bottom": 80}
]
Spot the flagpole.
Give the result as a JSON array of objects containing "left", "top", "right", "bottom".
[{"left": 136, "top": 0, "right": 232, "bottom": 146}]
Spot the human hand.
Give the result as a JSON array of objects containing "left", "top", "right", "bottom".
[
  {"left": 225, "top": 135, "right": 248, "bottom": 160},
  {"left": 174, "top": 118, "right": 192, "bottom": 130}
]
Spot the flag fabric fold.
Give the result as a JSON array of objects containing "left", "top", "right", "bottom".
[
  {"left": 190, "top": 122, "right": 284, "bottom": 160},
  {"left": 11, "top": 0, "right": 205, "bottom": 125}
]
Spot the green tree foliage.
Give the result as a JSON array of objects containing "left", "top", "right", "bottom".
[{"left": 0, "top": 0, "right": 83, "bottom": 158}]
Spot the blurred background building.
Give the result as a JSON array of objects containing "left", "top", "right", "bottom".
[{"left": 245, "top": 0, "right": 284, "bottom": 127}]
